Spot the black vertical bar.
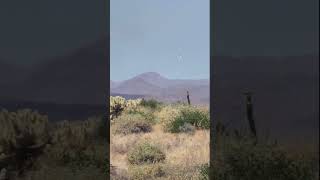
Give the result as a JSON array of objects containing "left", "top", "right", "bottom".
[
  {"left": 106, "top": 0, "right": 110, "bottom": 179},
  {"left": 209, "top": 0, "right": 215, "bottom": 178}
]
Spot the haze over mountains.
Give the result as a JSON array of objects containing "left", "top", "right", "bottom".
[
  {"left": 111, "top": 72, "right": 210, "bottom": 104},
  {"left": 1, "top": 38, "right": 108, "bottom": 105}
]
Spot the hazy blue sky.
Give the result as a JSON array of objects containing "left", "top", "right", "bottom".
[{"left": 110, "top": 0, "right": 209, "bottom": 81}]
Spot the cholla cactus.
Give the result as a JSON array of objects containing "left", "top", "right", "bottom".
[
  {"left": 0, "top": 109, "right": 50, "bottom": 153},
  {"left": 110, "top": 96, "right": 126, "bottom": 120},
  {"left": 48, "top": 117, "right": 107, "bottom": 169},
  {"left": 110, "top": 96, "right": 142, "bottom": 120},
  {"left": 126, "top": 99, "right": 142, "bottom": 110},
  {"left": 0, "top": 109, "right": 50, "bottom": 172}
]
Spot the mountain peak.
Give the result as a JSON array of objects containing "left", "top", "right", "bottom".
[{"left": 138, "top": 72, "right": 163, "bottom": 78}]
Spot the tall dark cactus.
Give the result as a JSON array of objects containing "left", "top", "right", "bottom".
[
  {"left": 187, "top": 91, "right": 191, "bottom": 105},
  {"left": 244, "top": 92, "right": 257, "bottom": 139}
]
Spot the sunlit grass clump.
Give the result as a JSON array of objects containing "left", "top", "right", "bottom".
[{"left": 128, "top": 142, "right": 166, "bottom": 165}]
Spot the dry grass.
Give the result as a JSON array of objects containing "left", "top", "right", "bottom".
[{"left": 110, "top": 124, "right": 209, "bottom": 179}]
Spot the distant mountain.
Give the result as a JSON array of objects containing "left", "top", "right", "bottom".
[
  {"left": 0, "top": 37, "right": 110, "bottom": 105},
  {"left": 0, "top": 60, "right": 31, "bottom": 98},
  {"left": 110, "top": 80, "right": 119, "bottom": 89},
  {"left": 132, "top": 72, "right": 171, "bottom": 88},
  {"left": 111, "top": 72, "right": 210, "bottom": 104},
  {"left": 21, "top": 37, "right": 109, "bottom": 105}
]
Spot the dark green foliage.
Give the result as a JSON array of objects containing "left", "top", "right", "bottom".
[
  {"left": 210, "top": 139, "right": 316, "bottom": 180},
  {"left": 48, "top": 118, "right": 108, "bottom": 171},
  {"left": 199, "top": 164, "right": 209, "bottom": 180},
  {"left": 167, "top": 107, "right": 209, "bottom": 133},
  {"left": 0, "top": 109, "right": 50, "bottom": 174},
  {"left": 126, "top": 108, "right": 156, "bottom": 125},
  {"left": 94, "top": 116, "right": 108, "bottom": 140},
  {"left": 140, "top": 99, "right": 161, "bottom": 109},
  {"left": 112, "top": 114, "right": 152, "bottom": 135},
  {"left": 128, "top": 142, "right": 165, "bottom": 165},
  {"left": 177, "top": 123, "right": 196, "bottom": 134},
  {"left": 173, "top": 101, "right": 188, "bottom": 106},
  {"left": 0, "top": 109, "right": 108, "bottom": 179}
]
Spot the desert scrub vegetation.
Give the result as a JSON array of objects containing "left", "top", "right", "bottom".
[
  {"left": 48, "top": 118, "right": 108, "bottom": 170},
  {"left": 140, "top": 99, "right": 162, "bottom": 109},
  {"left": 164, "top": 106, "right": 209, "bottom": 133},
  {"left": 208, "top": 126, "right": 319, "bottom": 180},
  {"left": 128, "top": 142, "right": 165, "bottom": 165},
  {"left": 110, "top": 96, "right": 319, "bottom": 180},
  {"left": 110, "top": 96, "right": 142, "bottom": 120},
  {"left": 127, "top": 164, "right": 166, "bottom": 180},
  {"left": 0, "top": 109, "right": 51, "bottom": 175},
  {"left": 0, "top": 109, "right": 108, "bottom": 180},
  {"left": 110, "top": 96, "right": 210, "bottom": 179},
  {"left": 111, "top": 114, "right": 153, "bottom": 135},
  {"left": 156, "top": 105, "right": 210, "bottom": 133}
]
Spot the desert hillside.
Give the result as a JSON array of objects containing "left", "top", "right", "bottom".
[{"left": 111, "top": 72, "right": 209, "bottom": 105}]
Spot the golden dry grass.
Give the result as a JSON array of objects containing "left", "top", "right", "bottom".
[{"left": 110, "top": 124, "right": 209, "bottom": 179}]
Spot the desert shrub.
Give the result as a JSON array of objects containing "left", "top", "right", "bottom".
[
  {"left": 156, "top": 105, "right": 181, "bottom": 126},
  {"left": 128, "top": 142, "right": 165, "bottom": 165},
  {"left": 126, "top": 99, "right": 143, "bottom": 110},
  {"left": 140, "top": 99, "right": 161, "bottom": 109},
  {"left": 210, "top": 139, "right": 315, "bottom": 180},
  {"left": 110, "top": 96, "right": 142, "bottom": 120},
  {"left": 111, "top": 114, "right": 152, "bottom": 135},
  {"left": 177, "top": 123, "right": 196, "bottom": 134},
  {"left": 48, "top": 119, "right": 108, "bottom": 171},
  {"left": 0, "top": 109, "right": 50, "bottom": 153},
  {"left": 125, "top": 106, "right": 157, "bottom": 124},
  {"left": 89, "top": 116, "right": 108, "bottom": 140},
  {"left": 11, "top": 165, "right": 107, "bottom": 180},
  {"left": 165, "top": 106, "right": 210, "bottom": 133},
  {"left": 110, "top": 96, "right": 126, "bottom": 120},
  {"left": 128, "top": 164, "right": 165, "bottom": 180},
  {"left": 173, "top": 100, "right": 188, "bottom": 106},
  {"left": 0, "top": 109, "right": 51, "bottom": 173},
  {"left": 199, "top": 164, "right": 209, "bottom": 180}
]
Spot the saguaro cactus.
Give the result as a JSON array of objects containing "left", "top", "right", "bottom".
[
  {"left": 243, "top": 91, "right": 257, "bottom": 139},
  {"left": 187, "top": 91, "right": 191, "bottom": 105}
]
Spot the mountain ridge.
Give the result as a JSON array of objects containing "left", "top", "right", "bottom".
[{"left": 111, "top": 72, "right": 209, "bottom": 104}]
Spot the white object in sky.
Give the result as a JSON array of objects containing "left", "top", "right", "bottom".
[
  {"left": 177, "top": 55, "right": 183, "bottom": 62},
  {"left": 177, "top": 48, "right": 183, "bottom": 62}
]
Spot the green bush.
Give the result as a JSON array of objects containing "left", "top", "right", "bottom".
[
  {"left": 177, "top": 123, "right": 196, "bottom": 134},
  {"left": 165, "top": 107, "right": 209, "bottom": 133},
  {"left": 128, "top": 164, "right": 165, "bottom": 180},
  {"left": 0, "top": 110, "right": 109, "bottom": 179},
  {"left": 125, "top": 107, "right": 156, "bottom": 124},
  {"left": 128, "top": 142, "right": 165, "bottom": 165},
  {"left": 48, "top": 118, "right": 108, "bottom": 171},
  {"left": 140, "top": 99, "right": 161, "bottom": 109},
  {"left": 112, "top": 114, "right": 152, "bottom": 135},
  {"left": 210, "top": 140, "right": 316, "bottom": 180},
  {"left": 0, "top": 109, "right": 50, "bottom": 152},
  {"left": 199, "top": 164, "right": 209, "bottom": 180},
  {"left": 0, "top": 109, "right": 51, "bottom": 173}
]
